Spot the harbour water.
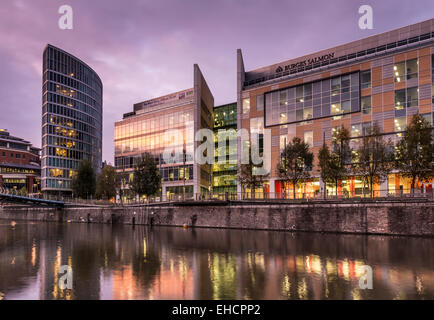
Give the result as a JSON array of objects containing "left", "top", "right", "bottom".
[{"left": 0, "top": 221, "right": 433, "bottom": 300}]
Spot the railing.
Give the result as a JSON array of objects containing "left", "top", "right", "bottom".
[{"left": 2, "top": 187, "right": 433, "bottom": 207}]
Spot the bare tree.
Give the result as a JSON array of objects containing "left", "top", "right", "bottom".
[
  {"left": 318, "top": 126, "right": 351, "bottom": 197},
  {"left": 395, "top": 114, "right": 434, "bottom": 194},
  {"left": 238, "top": 160, "right": 269, "bottom": 199},
  {"left": 278, "top": 137, "right": 314, "bottom": 199},
  {"left": 352, "top": 123, "right": 394, "bottom": 197}
]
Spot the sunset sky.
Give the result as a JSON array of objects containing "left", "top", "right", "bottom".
[{"left": 1, "top": 0, "right": 433, "bottom": 163}]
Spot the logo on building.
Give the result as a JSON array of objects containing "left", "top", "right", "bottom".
[{"left": 275, "top": 53, "right": 336, "bottom": 74}]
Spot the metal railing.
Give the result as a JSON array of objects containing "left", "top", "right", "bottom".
[{"left": 2, "top": 187, "right": 433, "bottom": 207}]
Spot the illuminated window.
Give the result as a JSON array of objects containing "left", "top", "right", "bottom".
[
  {"left": 394, "top": 117, "right": 406, "bottom": 133},
  {"left": 256, "top": 95, "right": 264, "bottom": 111},
  {"left": 296, "top": 86, "right": 304, "bottom": 102},
  {"left": 394, "top": 58, "right": 418, "bottom": 82},
  {"left": 303, "top": 107, "right": 312, "bottom": 121},
  {"left": 421, "top": 113, "right": 432, "bottom": 127},
  {"left": 361, "top": 96, "right": 371, "bottom": 114},
  {"left": 242, "top": 98, "right": 250, "bottom": 114},
  {"left": 395, "top": 87, "right": 418, "bottom": 109},
  {"left": 331, "top": 103, "right": 341, "bottom": 115},
  {"left": 280, "top": 135, "right": 287, "bottom": 151},
  {"left": 304, "top": 131, "right": 313, "bottom": 147},
  {"left": 351, "top": 124, "right": 362, "bottom": 137}
]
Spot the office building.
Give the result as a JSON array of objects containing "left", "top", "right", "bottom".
[
  {"left": 41, "top": 44, "right": 103, "bottom": 195},
  {"left": 237, "top": 19, "right": 434, "bottom": 197},
  {"left": 114, "top": 64, "right": 214, "bottom": 199},
  {"left": 0, "top": 129, "right": 41, "bottom": 193}
]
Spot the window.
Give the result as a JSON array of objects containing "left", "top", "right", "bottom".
[
  {"left": 341, "top": 75, "right": 350, "bottom": 93},
  {"left": 265, "top": 73, "right": 360, "bottom": 127},
  {"left": 256, "top": 95, "right": 264, "bottom": 111},
  {"left": 394, "top": 117, "right": 406, "bottom": 132},
  {"left": 395, "top": 87, "right": 418, "bottom": 110},
  {"left": 331, "top": 103, "right": 341, "bottom": 115},
  {"left": 360, "top": 70, "right": 371, "bottom": 89},
  {"left": 432, "top": 84, "right": 434, "bottom": 103},
  {"left": 432, "top": 54, "right": 434, "bottom": 75},
  {"left": 406, "top": 87, "right": 418, "bottom": 107},
  {"left": 296, "top": 86, "right": 304, "bottom": 103},
  {"left": 296, "top": 109, "right": 304, "bottom": 121},
  {"left": 242, "top": 98, "right": 250, "bottom": 114},
  {"left": 304, "top": 83, "right": 312, "bottom": 100},
  {"left": 394, "top": 58, "right": 418, "bottom": 82},
  {"left": 395, "top": 89, "right": 406, "bottom": 110},
  {"left": 394, "top": 62, "right": 405, "bottom": 82},
  {"left": 280, "top": 135, "right": 287, "bottom": 150},
  {"left": 331, "top": 77, "right": 340, "bottom": 96},
  {"left": 406, "top": 59, "right": 418, "bottom": 80},
  {"left": 420, "top": 113, "right": 432, "bottom": 126},
  {"left": 331, "top": 126, "right": 340, "bottom": 140},
  {"left": 362, "top": 122, "right": 371, "bottom": 136},
  {"left": 303, "top": 107, "right": 313, "bottom": 120},
  {"left": 361, "top": 96, "right": 371, "bottom": 114},
  {"left": 304, "top": 131, "right": 313, "bottom": 147},
  {"left": 280, "top": 91, "right": 287, "bottom": 105},
  {"left": 351, "top": 124, "right": 362, "bottom": 137},
  {"left": 341, "top": 100, "right": 351, "bottom": 113}
]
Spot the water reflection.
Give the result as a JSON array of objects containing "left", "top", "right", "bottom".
[{"left": 0, "top": 222, "right": 433, "bottom": 300}]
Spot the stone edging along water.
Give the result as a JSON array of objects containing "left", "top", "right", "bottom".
[{"left": 0, "top": 201, "right": 433, "bottom": 236}]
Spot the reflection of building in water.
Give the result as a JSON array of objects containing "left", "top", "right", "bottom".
[{"left": 2, "top": 224, "right": 434, "bottom": 300}]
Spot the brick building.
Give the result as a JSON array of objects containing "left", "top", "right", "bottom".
[{"left": 0, "top": 129, "right": 41, "bottom": 193}]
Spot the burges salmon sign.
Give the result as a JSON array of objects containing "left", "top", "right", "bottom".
[{"left": 275, "top": 53, "right": 335, "bottom": 73}]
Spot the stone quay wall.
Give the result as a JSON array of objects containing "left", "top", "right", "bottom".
[{"left": 0, "top": 201, "right": 433, "bottom": 236}]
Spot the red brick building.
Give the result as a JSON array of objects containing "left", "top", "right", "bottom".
[{"left": 0, "top": 129, "right": 41, "bottom": 193}]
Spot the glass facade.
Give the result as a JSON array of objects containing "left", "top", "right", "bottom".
[
  {"left": 41, "top": 45, "right": 103, "bottom": 194},
  {"left": 212, "top": 103, "right": 237, "bottom": 193},
  {"left": 114, "top": 90, "right": 196, "bottom": 199},
  {"left": 265, "top": 72, "right": 360, "bottom": 127}
]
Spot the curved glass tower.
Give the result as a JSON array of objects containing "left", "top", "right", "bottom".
[{"left": 41, "top": 44, "right": 103, "bottom": 195}]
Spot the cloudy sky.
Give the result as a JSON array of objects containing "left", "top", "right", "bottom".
[{"left": 0, "top": 0, "right": 433, "bottom": 163}]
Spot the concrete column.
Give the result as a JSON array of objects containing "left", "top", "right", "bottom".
[
  {"left": 320, "top": 178, "right": 325, "bottom": 198},
  {"left": 162, "top": 185, "right": 167, "bottom": 201},
  {"left": 269, "top": 179, "right": 275, "bottom": 199},
  {"left": 380, "top": 177, "right": 388, "bottom": 197}
]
